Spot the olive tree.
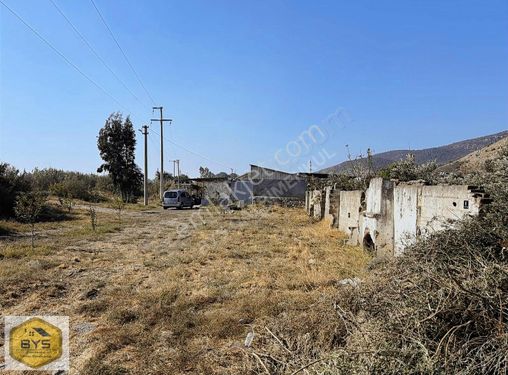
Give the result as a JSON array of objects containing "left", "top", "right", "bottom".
[{"left": 14, "top": 191, "right": 48, "bottom": 249}]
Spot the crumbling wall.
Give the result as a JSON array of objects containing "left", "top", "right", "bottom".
[
  {"left": 329, "top": 189, "right": 341, "bottom": 228},
  {"left": 361, "top": 178, "right": 395, "bottom": 256},
  {"left": 323, "top": 186, "right": 334, "bottom": 226},
  {"left": 338, "top": 190, "right": 363, "bottom": 245},
  {"left": 311, "top": 190, "right": 324, "bottom": 220},
  {"left": 305, "top": 191, "right": 311, "bottom": 215},
  {"left": 306, "top": 179, "right": 488, "bottom": 257},
  {"left": 204, "top": 181, "right": 233, "bottom": 202}
]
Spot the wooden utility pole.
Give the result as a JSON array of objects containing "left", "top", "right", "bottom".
[
  {"left": 139, "top": 125, "right": 149, "bottom": 206},
  {"left": 151, "top": 107, "right": 172, "bottom": 200}
]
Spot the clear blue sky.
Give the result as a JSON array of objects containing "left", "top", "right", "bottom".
[{"left": 1, "top": 0, "right": 507, "bottom": 177}]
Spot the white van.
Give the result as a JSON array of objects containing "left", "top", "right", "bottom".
[{"left": 163, "top": 189, "right": 194, "bottom": 209}]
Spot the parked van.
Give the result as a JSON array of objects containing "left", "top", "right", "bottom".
[{"left": 163, "top": 189, "right": 194, "bottom": 209}]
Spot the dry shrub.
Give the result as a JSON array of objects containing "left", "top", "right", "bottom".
[{"left": 326, "top": 214, "right": 508, "bottom": 374}]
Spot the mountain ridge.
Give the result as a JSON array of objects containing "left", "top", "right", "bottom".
[{"left": 319, "top": 130, "right": 508, "bottom": 174}]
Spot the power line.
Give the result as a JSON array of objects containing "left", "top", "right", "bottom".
[
  {"left": 49, "top": 0, "right": 143, "bottom": 104},
  {"left": 0, "top": 0, "right": 127, "bottom": 110},
  {"left": 150, "top": 128, "right": 233, "bottom": 171},
  {"left": 90, "top": 0, "right": 156, "bottom": 106}
]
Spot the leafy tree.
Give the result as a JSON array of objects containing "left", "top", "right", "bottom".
[
  {"left": 199, "top": 166, "right": 215, "bottom": 178},
  {"left": 97, "top": 112, "right": 142, "bottom": 202},
  {"left": 0, "top": 163, "right": 31, "bottom": 217},
  {"left": 155, "top": 171, "right": 173, "bottom": 181},
  {"left": 14, "top": 191, "right": 47, "bottom": 249}
]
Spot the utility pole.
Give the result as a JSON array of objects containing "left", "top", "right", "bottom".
[
  {"left": 176, "top": 159, "right": 180, "bottom": 188},
  {"left": 169, "top": 159, "right": 177, "bottom": 186},
  {"left": 151, "top": 107, "right": 172, "bottom": 200},
  {"left": 139, "top": 125, "right": 149, "bottom": 206}
]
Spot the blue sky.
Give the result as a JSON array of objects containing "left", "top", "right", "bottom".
[{"left": 1, "top": 0, "right": 507, "bottom": 177}]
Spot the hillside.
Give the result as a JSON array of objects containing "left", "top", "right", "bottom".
[
  {"left": 320, "top": 130, "right": 508, "bottom": 174},
  {"left": 437, "top": 136, "right": 508, "bottom": 173}
]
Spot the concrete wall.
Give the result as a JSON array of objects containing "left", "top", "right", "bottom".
[
  {"left": 329, "top": 189, "right": 341, "bottom": 228},
  {"left": 418, "top": 185, "right": 481, "bottom": 235},
  {"left": 311, "top": 190, "right": 324, "bottom": 220},
  {"left": 203, "top": 181, "right": 233, "bottom": 201},
  {"left": 338, "top": 190, "right": 363, "bottom": 245},
  {"left": 361, "top": 178, "right": 395, "bottom": 256},
  {"left": 393, "top": 184, "right": 420, "bottom": 256},
  {"left": 306, "top": 179, "right": 487, "bottom": 257},
  {"left": 323, "top": 186, "right": 334, "bottom": 226}
]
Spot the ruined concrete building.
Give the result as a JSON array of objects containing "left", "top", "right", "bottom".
[{"left": 306, "top": 177, "right": 490, "bottom": 256}]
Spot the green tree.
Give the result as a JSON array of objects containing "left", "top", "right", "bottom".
[
  {"left": 199, "top": 166, "right": 215, "bottom": 178},
  {"left": 14, "top": 191, "right": 48, "bottom": 249},
  {"left": 97, "top": 113, "right": 142, "bottom": 202},
  {"left": 0, "top": 163, "right": 31, "bottom": 218}
]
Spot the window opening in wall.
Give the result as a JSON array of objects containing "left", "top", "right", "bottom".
[
  {"left": 348, "top": 212, "right": 351, "bottom": 218},
  {"left": 452, "top": 202, "right": 457, "bottom": 207},
  {"left": 464, "top": 200, "right": 469, "bottom": 209}
]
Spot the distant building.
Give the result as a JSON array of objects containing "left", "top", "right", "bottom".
[{"left": 191, "top": 164, "right": 310, "bottom": 205}]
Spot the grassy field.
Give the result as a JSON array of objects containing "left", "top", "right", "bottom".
[{"left": 0, "top": 202, "right": 369, "bottom": 374}]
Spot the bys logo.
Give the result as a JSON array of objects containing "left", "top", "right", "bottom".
[
  {"left": 20, "top": 326, "right": 52, "bottom": 349},
  {"left": 20, "top": 339, "right": 52, "bottom": 349},
  {"left": 8, "top": 317, "right": 63, "bottom": 369}
]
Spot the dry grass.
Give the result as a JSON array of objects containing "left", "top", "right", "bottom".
[{"left": 0, "top": 203, "right": 369, "bottom": 374}]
